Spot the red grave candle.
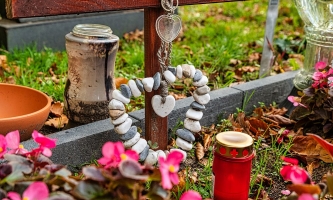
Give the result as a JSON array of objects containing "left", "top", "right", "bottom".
[{"left": 212, "top": 131, "right": 255, "bottom": 200}]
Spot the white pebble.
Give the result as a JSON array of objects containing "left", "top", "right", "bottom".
[
  {"left": 176, "top": 65, "right": 183, "bottom": 79},
  {"left": 108, "top": 99, "right": 125, "bottom": 110},
  {"left": 193, "top": 91, "right": 210, "bottom": 105},
  {"left": 128, "top": 80, "right": 141, "bottom": 97},
  {"left": 156, "top": 150, "right": 166, "bottom": 159},
  {"left": 186, "top": 108, "right": 203, "bottom": 121},
  {"left": 111, "top": 113, "right": 128, "bottom": 125},
  {"left": 112, "top": 90, "right": 130, "bottom": 104},
  {"left": 184, "top": 118, "right": 201, "bottom": 133},
  {"left": 123, "top": 133, "right": 141, "bottom": 148},
  {"left": 144, "top": 149, "right": 158, "bottom": 166},
  {"left": 163, "top": 70, "right": 176, "bottom": 83},
  {"left": 114, "top": 118, "right": 132, "bottom": 134},
  {"left": 189, "top": 65, "right": 196, "bottom": 78},
  {"left": 193, "top": 75, "right": 208, "bottom": 87},
  {"left": 176, "top": 137, "right": 193, "bottom": 151},
  {"left": 131, "top": 138, "right": 148, "bottom": 154},
  {"left": 142, "top": 77, "right": 154, "bottom": 92},
  {"left": 170, "top": 148, "right": 187, "bottom": 161}
]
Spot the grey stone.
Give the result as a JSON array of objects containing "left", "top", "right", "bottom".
[
  {"left": 139, "top": 145, "right": 150, "bottom": 161},
  {"left": 123, "top": 133, "right": 140, "bottom": 148},
  {"left": 135, "top": 79, "right": 145, "bottom": 93},
  {"left": 176, "top": 129, "right": 195, "bottom": 142},
  {"left": 181, "top": 64, "right": 193, "bottom": 78},
  {"left": 176, "top": 137, "right": 193, "bottom": 151},
  {"left": 120, "top": 84, "right": 132, "bottom": 99},
  {"left": 153, "top": 72, "right": 161, "bottom": 90},
  {"left": 193, "top": 69, "right": 203, "bottom": 82},
  {"left": 119, "top": 126, "right": 137, "bottom": 141},
  {"left": 168, "top": 66, "right": 177, "bottom": 76},
  {"left": 190, "top": 101, "right": 206, "bottom": 111},
  {"left": 193, "top": 76, "right": 208, "bottom": 87},
  {"left": 196, "top": 85, "right": 211, "bottom": 95}
]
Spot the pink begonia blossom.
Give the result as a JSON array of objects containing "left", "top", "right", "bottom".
[
  {"left": 180, "top": 190, "right": 202, "bottom": 200},
  {"left": 328, "top": 77, "right": 333, "bottom": 87},
  {"left": 158, "top": 150, "right": 183, "bottom": 190},
  {"left": 298, "top": 193, "right": 316, "bottom": 200},
  {"left": 6, "top": 182, "right": 49, "bottom": 200},
  {"left": 287, "top": 96, "right": 306, "bottom": 108},
  {"left": 5, "top": 130, "right": 28, "bottom": 154},
  {"left": 28, "top": 130, "right": 57, "bottom": 157},
  {"left": 98, "top": 141, "right": 139, "bottom": 168},
  {"left": 281, "top": 190, "right": 291, "bottom": 195},
  {"left": 0, "top": 135, "right": 7, "bottom": 158},
  {"left": 280, "top": 157, "right": 309, "bottom": 184},
  {"left": 314, "top": 61, "right": 327, "bottom": 71},
  {"left": 312, "top": 72, "right": 325, "bottom": 81}
]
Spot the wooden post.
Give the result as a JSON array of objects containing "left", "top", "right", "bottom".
[{"left": 144, "top": 7, "right": 168, "bottom": 150}]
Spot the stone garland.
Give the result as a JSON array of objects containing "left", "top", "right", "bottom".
[{"left": 108, "top": 64, "right": 210, "bottom": 164}]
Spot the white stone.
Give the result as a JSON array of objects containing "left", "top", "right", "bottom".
[
  {"left": 170, "top": 148, "right": 187, "bottom": 161},
  {"left": 181, "top": 64, "right": 193, "bottom": 78},
  {"left": 189, "top": 65, "right": 196, "bottom": 78},
  {"left": 176, "top": 65, "right": 183, "bottom": 79},
  {"left": 164, "top": 150, "right": 170, "bottom": 157},
  {"left": 142, "top": 77, "right": 154, "bottom": 92},
  {"left": 151, "top": 95, "right": 175, "bottom": 117},
  {"left": 114, "top": 118, "right": 132, "bottom": 134},
  {"left": 123, "top": 133, "right": 140, "bottom": 148},
  {"left": 184, "top": 118, "right": 201, "bottom": 133},
  {"left": 193, "top": 75, "right": 208, "bottom": 87},
  {"left": 176, "top": 137, "right": 193, "bottom": 151},
  {"left": 111, "top": 113, "right": 128, "bottom": 125},
  {"left": 144, "top": 149, "right": 158, "bottom": 166},
  {"left": 128, "top": 80, "right": 141, "bottom": 97},
  {"left": 112, "top": 90, "right": 130, "bottom": 104},
  {"left": 156, "top": 150, "right": 166, "bottom": 160},
  {"left": 186, "top": 108, "right": 203, "bottom": 121},
  {"left": 193, "top": 91, "right": 210, "bottom": 105},
  {"left": 108, "top": 99, "right": 125, "bottom": 110},
  {"left": 163, "top": 70, "right": 176, "bottom": 83},
  {"left": 131, "top": 138, "right": 148, "bottom": 154}
]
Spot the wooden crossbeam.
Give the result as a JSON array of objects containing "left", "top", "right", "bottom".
[{"left": 6, "top": 0, "right": 240, "bottom": 19}]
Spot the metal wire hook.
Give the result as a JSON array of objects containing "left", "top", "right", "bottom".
[{"left": 161, "top": 0, "right": 178, "bottom": 13}]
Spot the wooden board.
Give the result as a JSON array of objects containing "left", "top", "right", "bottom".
[{"left": 6, "top": 0, "right": 242, "bottom": 19}]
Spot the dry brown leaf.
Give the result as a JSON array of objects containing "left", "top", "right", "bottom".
[
  {"left": 45, "top": 114, "right": 69, "bottom": 128},
  {"left": 50, "top": 101, "right": 64, "bottom": 117},
  {"left": 169, "top": 92, "right": 187, "bottom": 100},
  {"left": 0, "top": 55, "right": 7, "bottom": 66},
  {"left": 203, "top": 133, "right": 212, "bottom": 151},
  {"left": 235, "top": 112, "right": 253, "bottom": 136},
  {"left": 306, "top": 161, "right": 320, "bottom": 177},
  {"left": 123, "top": 29, "right": 144, "bottom": 42},
  {"left": 287, "top": 184, "right": 321, "bottom": 195},
  {"left": 248, "top": 52, "right": 261, "bottom": 63},
  {"left": 172, "top": 169, "right": 186, "bottom": 192},
  {"left": 290, "top": 136, "right": 333, "bottom": 163},
  {"left": 264, "top": 114, "right": 295, "bottom": 125},
  {"left": 5, "top": 76, "right": 15, "bottom": 84},
  {"left": 254, "top": 174, "right": 273, "bottom": 186},
  {"left": 241, "top": 66, "right": 260, "bottom": 72},
  {"left": 189, "top": 171, "right": 198, "bottom": 183},
  {"left": 115, "top": 77, "right": 129, "bottom": 89},
  {"left": 248, "top": 118, "right": 269, "bottom": 137},
  {"left": 195, "top": 142, "right": 205, "bottom": 160}
]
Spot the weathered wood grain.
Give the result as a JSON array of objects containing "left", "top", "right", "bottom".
[
  {"left": 144, "top": 7, "right": 169, "bottom": 150},
  {"left": 6, "top": 0, "right": 242, "bottom": 18}
]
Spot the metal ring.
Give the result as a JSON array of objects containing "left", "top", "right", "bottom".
[{"left": 161, "top": 0, "right": 178, "bottom": 13}]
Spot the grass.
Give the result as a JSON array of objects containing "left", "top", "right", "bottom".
[{"left": 1, "top": 1, "right": 302, "bottom": 106}]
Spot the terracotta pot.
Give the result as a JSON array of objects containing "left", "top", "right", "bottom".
[{"left": 0, "top": 83, "right": 51, "bottom": 141}]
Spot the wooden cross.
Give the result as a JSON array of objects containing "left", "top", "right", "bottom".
[{"left": 5, "top": 0, "right": 242, "bottom": 150}]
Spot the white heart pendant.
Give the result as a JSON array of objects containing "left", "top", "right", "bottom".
[
  {"left": 156, "top": 14, "right": 182, "bottom": 43},
  {"left": 152, "top": 95, "right": 175, "bottom": 118}
]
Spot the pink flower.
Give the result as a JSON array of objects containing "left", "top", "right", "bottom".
[
  {"left": 281, "top": 190, "right": 291, "bottom": 195},
  {"left": 315, "top": 61, "right": 327, "bottom": 71},
  {"left": 280, "top": 157, "right": 309, "bottom": 184},
  {"left": 5, "top": 130, "right": 28, "bottom": 154},
  {"left": 312, "top": 72, "right": 325, "bottom": 81},
  {"left": 30, "top": 131, "right": 57, "bottom": 157},
  {"left": 6, "top": 182, "right": 49, "bottom": 200},
  {"left": 98, "top": 141, "right": 139, "bottom": 168},
  {"left": 0, "top": 135, "right": 7, "bottom": 158},
  {"left": 158, "top": 150, "right": 183, "bottom": 189},
  {"left": 287, "top": 96, "right": 306, "bottom": 108},
  {"left": 298, "top": 193, "right": 316, "bottom": 200},
  {"left": 277, "top": 129, "right": 290, "bottom": 144},
  {"left": 328, "top": 77, "right": 333, "bottom": 87},
  {"left": 180, "top": 190, "right": 202, "bottom": 200}
]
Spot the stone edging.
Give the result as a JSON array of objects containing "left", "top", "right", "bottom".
[{"left": 22, "top": 71, "right": 298, "bottom": 168}]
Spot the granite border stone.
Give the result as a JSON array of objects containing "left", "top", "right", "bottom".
[{"left": 22, "top": 71, "right": 297, "bottom": 167}]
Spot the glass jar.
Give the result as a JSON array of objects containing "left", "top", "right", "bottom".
[
  {"left": 293, "top": 0, "right": 333, "bottom": 90},
  {"left": 64, "top": 24, "right": 119, "bottom": 124}
]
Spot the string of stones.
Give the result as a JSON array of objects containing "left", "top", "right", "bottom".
[{"left": 108, "top": 64, "right": 210, "bottom": 164}]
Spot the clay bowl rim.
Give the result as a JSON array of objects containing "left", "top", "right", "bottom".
[{"left": 0, "top": 83, "right": 51, "bottom": 122}]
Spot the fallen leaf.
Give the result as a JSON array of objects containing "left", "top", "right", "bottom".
[
  {"left": 287, "top": 184, "right": 321, "bottom": 195},
  {"left": 50, "top": 101, "right": 64, "bottom": 117},
  {"left": 195, "top": 142, "right": 205, "bottom": 160},
  {"left": 308, "top": 134, "right": 333, "bottom": 159},
  {"left": 203, "top": 133, "right": 212, "bottom": 151},
  {"left": 45, "top": 114, "right": 69, "bottom": 128},
  {"left": 264, "top": 114, "right": 295, "bottom": 125},
  {"left": 306, "top": 161, "right": 320, "bottom": 177},
  {"left": 254, "top": 174, "right": 273, "bottom": 186}
]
